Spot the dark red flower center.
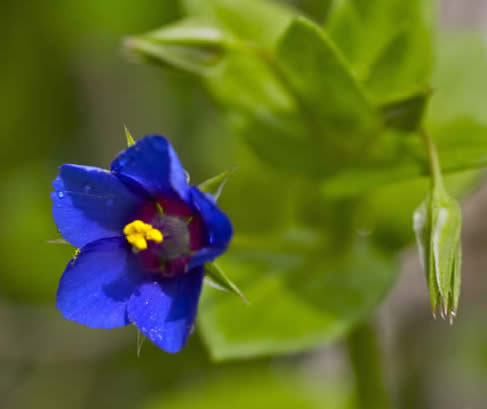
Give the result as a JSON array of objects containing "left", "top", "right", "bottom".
[{"left": 126, "top": 196, "right": 204, "bottom": 277}]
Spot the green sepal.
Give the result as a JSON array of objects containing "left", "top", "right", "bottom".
[
  {"left": 124, "top": 125, "right": 136, "bottom": 147},
  {"left": 136, "top": 328, "right": 146, "bottom": 357},
  {"left": 198, "top": 168, "right": 234, "bottom": 201},
  {"left": 123, "top": 18, "right": 230, "bottom": 75},
  {"left": 204, "top": 262, "right": 248, "bottom": 304}
]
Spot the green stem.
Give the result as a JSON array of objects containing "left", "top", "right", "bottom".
[
  {"left": 420, "top": 128, "right": 443, "bottom": 189},
  {"left": 346, "top": 320, "right": 392, "bottom": 409}
]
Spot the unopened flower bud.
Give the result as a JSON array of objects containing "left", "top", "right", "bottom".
[{"left": 413, "top": 185, "right": 462, "bottom": 322}]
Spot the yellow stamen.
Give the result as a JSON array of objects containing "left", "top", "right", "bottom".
[
  {"left": 146, "top": 229, "right": 163, "bottom": 242},
  {"left": 70, "top": 248, "right": 81, "bottom": 266},
  {"left": 123, "top": 220, "right": 163, "bottom": 251}
]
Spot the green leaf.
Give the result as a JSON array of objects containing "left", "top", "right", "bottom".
[
  {"left": 365, "top": 24, "right": 433, "bottom": 101},
  {"left": 428, "top": 31, "right": 487, "bottom": 128},
  {"left": 203, "top": 43, "right": 320, "bottom": 176},
  {"left": 204, "top": 262, "right": 248, "bottom": 303},
  {"left": 299, "top": 0, "right": 334, "bottom": 23},
  {"left": 381, "top": 89, "right": 431, "bottom": 132},
  {"left": 198, "top": 240, "right": 397, "bottom": 360},
  {"left": 124, "top": 18, "right": 229, "bottom": 74},
  {"left": 181, "top": 0, "right": 296, "bottom": 48},
  {"left": 124, "top": 125, "right": 136, "bottom": 146},
  {"left": 275, "top": 17, "right": 381, "bottom": 170},
  {"left": 145, "top": 366, "right": 351, "bottom": 409},
  {"left": 198, "top": 168, "right": 234, "bottom": 200},
  {"left": 321, "top": 31, "right": 487, "bottom": 197},
  {"left": 177, "top": 3, "right": 324, "bottom": 177},
  {"left": 181, "top": 0, "right": 213, "bottom": 15},
  {"left": 322, "top": 119, "right": 487, "bottom": 198},
  {"left": 129, "top": 14, "right": 383, "bottom": 178},
  {"left": 227, "top": 111, "right": 325, "bottom": 177},
  {"left": 217, "top": 153, "right": 297, "bottom": 235},
  {"left": 327, "top": 0, "right": 434, "bottom": 100}
]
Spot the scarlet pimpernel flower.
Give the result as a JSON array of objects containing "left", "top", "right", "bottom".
[{"left": 51, "top": 135, "right": 233, "bottom": 353}]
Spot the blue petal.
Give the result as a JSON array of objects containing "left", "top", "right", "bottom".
[
  {"left": 52, "top": 165, "right": 142, "bottom": 248},
  {"left": 188, "top": 187, "right": 233, "bottom": 269},
  {"left": 127, "top": 268, "right": 204, "bottom": 353},
  {"left": 111, "top": 135, "right": 190, "bottom": 201},
  {"left": 57, "top": 238, "right": 142, "bottom": 329}
]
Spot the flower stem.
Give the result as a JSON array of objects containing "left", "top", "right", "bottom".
[
  {"left": 346, "top": 320, "right": 392, "bottom": 409},
  {"left": 420, "top": 128, "right": 443, "bottom": 189}
]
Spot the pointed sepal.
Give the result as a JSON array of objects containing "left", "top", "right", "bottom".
[
  {"left": 198, "top": 168, "right": 235, "bottom": 201},
  {"left": 204, "top": 262, "right": 248, "bottom": 304},
  {"left": 124, "top": 125, "right": 136, "bottom": 147},
  {"left": 136, "top": 327, "right": 146, "bottom": 357}
]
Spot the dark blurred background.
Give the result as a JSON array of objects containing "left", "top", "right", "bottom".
[{"left": 0, "top": 1, "right": 486, "bottom": 408}]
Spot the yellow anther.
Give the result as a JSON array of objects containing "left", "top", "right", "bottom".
[
  {"left": 124, "top": 220, "right": 163, "bottom": 251},
  {"left": 146, "top": 229, "right": 163, "bottom": 242},
  {"left": 70, "top": 248, "right": 81, "bottom": 266}
]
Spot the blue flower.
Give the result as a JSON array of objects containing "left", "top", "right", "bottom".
[{"left": 51, "top": 135, "right": 233, "bottom": 353}]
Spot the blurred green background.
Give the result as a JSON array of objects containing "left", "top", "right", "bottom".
[{"left": 1, "top": 0, "right": 487, "bottom": 408}]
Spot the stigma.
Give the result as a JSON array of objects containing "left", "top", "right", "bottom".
[{"left": 124, "top": 220, "right": 163, "bottom": 251}]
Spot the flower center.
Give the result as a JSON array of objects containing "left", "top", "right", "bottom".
[
  {"left": 124, "top": 220, "right": 164, "bottom": 251},
  {"left": 126, "top": 198, "right": 204, "bottom": 277}
]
